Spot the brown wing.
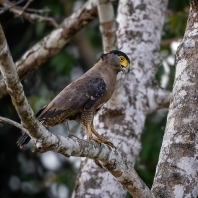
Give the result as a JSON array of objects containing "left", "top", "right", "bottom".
[{"left": 36, "top": 78, "right": 107, "bottom": 121}]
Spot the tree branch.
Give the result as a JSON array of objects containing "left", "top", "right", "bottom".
[
  {"left": 0, "top": 0, "right": 58, "bottom": 28},
  {"left": 0, "top": 114, "right": 155, "bottom": 198},
  {"left": 0, "top": 23, "right": 45, "bottom": 140},
  {"left": 0, "top": 23, "right": 155, "bottom": 198},
  {"left": 0, "top": 0, "right": 25, "bottom": 14},
  {"left": 0, "top": 0, "right": 98, "bottom": 99},
  {"left": 20, "top": 0, "right": 33, "bottom": 14},
  {"left": 97, "top": 0, "right": 117, "bottom": 52},
  {"left": 0, "top": 116, "right": 29, "bottom": 134},
  {"left": 146, "top": 85, "right": 172, "bottom": 114}
]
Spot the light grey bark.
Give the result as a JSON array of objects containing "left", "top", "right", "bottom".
[
  {"left": 97, "top": 0, "right": 117, "bottom": 52},
  {"left": 0, "top": 24, "right": 48, "bottom": 141},
  {"left": 72, "top": 0, "right": 170, "bottom": 197},
  {"left": 152, "top": 1, "right": 198, "bottom": 197}
]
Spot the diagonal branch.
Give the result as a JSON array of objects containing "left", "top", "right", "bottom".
[
  {"left": 0, "top": 116, "right": 29, "bottom": 134},
  {"left": 146, "top": 85, "right": 172, "bottom": 114},
  {"left": 20, "top": 0, "right": 33, "bottom": 14},
  {"left": 0, "top": 0, "right": 25, "bottom": 14},
  {"left": 0, "top": 0, "right": 98, "bottom": 99},
  {"left": 0, "top": 22, "right": 155, "bottom": 198},
  {"left": 0, "top": 23, "right": 44, "bottom": 140}
]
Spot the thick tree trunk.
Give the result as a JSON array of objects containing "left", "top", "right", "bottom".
[
  {"left": 152, "top": 1, "right": 198, "bottom": 197},
  {"left": 72, "top": 0, "right": 169, "bottom": 197}
]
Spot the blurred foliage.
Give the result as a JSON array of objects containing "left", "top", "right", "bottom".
[
  {"left": 0, "top": 0, "right": 188, "bottom": 198},
  {"left": 163, "top": 0, "right": 189, "bottom": 39}
]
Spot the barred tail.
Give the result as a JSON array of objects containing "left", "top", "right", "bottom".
[{"left": 17, "top": 133, "right": 31, "bottom": 148}]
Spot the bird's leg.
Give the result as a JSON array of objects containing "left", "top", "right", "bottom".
[
  {"left": 86, "top": 123, "right": 102, "bottom": 144},
  {"left": 66, "top": 121, "right": 70, "bottom": 137},
  {"left": 65, "top": 121, "right": 79, "bottom": 139},
  {"left": 90, "top": 125, "right": 105, "bottom": 140},
  {"left": 90, "top": 125, "right": 115, "bottom": 148},
  {"left": 86, "top": 123, "right": 93, "bottom": 140}
]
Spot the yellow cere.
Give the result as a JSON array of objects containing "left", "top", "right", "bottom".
[{"left": 119, "top": 56, "right": 130, "bottom": 69}]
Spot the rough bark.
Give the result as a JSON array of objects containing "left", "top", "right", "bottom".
[
  {"left": 0, "top": 23, "right": 156, "bottom": 198},
  {"left": 152, "top": 1, "right": 198, "bottom": 197},
  {"left": 72, "top": 0, "right": 170, "bottom": 197},
  {"left": 0, "top": 0, "right": 97, "bottom": 99},
  {"left": 0, "top": 24, "right": 47, "bottom": 140}
]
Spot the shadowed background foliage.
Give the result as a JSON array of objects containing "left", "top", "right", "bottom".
[{"left": 0, "top": 0, "right": 188, "bottom": 197}]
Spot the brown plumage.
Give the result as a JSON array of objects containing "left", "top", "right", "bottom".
[{"left": 17, "top": 50, "right": 130, "bottom": 148}]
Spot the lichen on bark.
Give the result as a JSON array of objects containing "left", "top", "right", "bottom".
[{"left": 152, "top": 3, "right": 198, "bottom": 197}]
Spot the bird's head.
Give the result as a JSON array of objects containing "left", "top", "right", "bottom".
[{"left": 101, "top": 50, "right": 130, "bottom": 71}]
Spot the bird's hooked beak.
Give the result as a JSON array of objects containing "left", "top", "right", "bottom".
[{"left": 122, "top": 65, "right": 130, "bottom": 73}]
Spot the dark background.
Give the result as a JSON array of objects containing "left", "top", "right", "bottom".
[{"left": 0, "top": 0, "right": 188, "bottom": 197}]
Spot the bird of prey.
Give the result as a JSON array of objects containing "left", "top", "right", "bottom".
[{"left": 17, "top": 50, "right": 130, "bottom": 148}]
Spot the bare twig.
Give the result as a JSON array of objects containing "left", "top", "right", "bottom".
[
  {"left": 0, "top": 0, "right": 58, "bottom": 28},
  {"left": 26, "top": 7, "right": 50, "bottom": 14},
  {"left": 21, "top": 0, "right": 33, "bottom": 14},
  {"left": 0, "top": 2, "right": 50, "bottom": 14},
  {"left": 0, "top": 116, "right": 29, "bottom": 134},
  {"left": 22, "top": 13, "right": 58, "bottom": 28},
  {"left": 0, "top": 0, "right": 25, "bottom": 14}
]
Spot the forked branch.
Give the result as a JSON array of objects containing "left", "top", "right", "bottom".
[{"left": 0, "top": 116, "right": 29, "bottom": 134}]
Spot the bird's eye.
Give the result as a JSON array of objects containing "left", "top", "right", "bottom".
[{"left": 120, "top": 57, "right": 124, "bottom": 61}]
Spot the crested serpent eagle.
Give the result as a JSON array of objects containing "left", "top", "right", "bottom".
[{"left": 17, "top": 50, "right": 130, "bottom": 148}]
